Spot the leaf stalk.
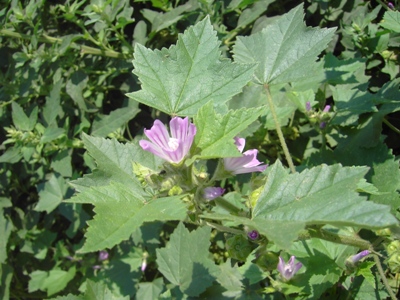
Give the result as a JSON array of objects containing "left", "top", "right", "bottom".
[{"left": 263, "top": 84, "right": 296, "bottom": 173}]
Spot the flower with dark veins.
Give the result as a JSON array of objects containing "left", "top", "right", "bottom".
[{"left": 139, "top": 117, "right": 196, "bottom": 164}]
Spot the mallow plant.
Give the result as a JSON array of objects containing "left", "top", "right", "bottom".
[{"left": 65, "top": 4, "right": 399, "bottom": 299}]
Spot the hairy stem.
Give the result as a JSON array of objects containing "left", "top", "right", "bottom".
[
  {"left": 264, "top": 84, "right": 296, "bottom": 173},
  {"left": 373, "top": 254, "right": 397, "bottom": 300},
  {"left": 0, "top": 29, "right": 126, "bottom": 59},
  {"left": 299, "top": 227, "right": 372, "bottom": 250}
]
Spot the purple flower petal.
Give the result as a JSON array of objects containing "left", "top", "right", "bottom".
[
  {"left": 323, "top": 105, "right": 331, "bottom": 113},
  {"left": 224, "top": 138, "right": 267, "bottom": 175},
  {"left": 306, "top": 101, "right": 311, "bottom": 112},
  {"left": 204, "top": 187, "right": 225, "bottom": 200},
  {"left": 277, "top": 256, "right": 302, "bottom": 281},
  {"left": 351, "top": 250, "right": 370, "bottom": 263},
  {"left": 140, "top": 117, "right": 196, "bottom": 164}
]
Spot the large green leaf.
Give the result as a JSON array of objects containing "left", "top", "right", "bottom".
[
  {"left": 203, "top": 161, "right": 397, "bottom": 248},
  {"left": 191, "top": 103, "right": 265, "bottom": 160},
  {"left": 156, "top": 222, "right": 219, "bottom": 296},
  {"left": 233, "top": 4, "right": 336, "bottom": 85},
  {"left": 127, "top": 16, "right": 255, "bottom": 116},
  {"left": 67, "top": 182, "right": 187, "bottom": 253},
  {"left": 69, "top": 134, "right": 146, "bottom": 196},
  {"left": 254, "top": 161, "right": 396, "bottom": 227}
]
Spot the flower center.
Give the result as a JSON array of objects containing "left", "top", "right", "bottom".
[{"left": 168, "top": 138, "right": 179, "bottom": 150}]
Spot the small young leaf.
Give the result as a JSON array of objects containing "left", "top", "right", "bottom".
[
  {"left": 192, "top": 103, "right": 265, "bottom": 159},
  {"left": 11, "top": 102, "right": 31, "bottom": 131}
]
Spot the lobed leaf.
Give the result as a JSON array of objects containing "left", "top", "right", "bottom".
[
  {"left": 69, "top": 134, "right": 146, "bottom": 196},
  {"left": 156, "top": 222, "right": 219, "bottom": 296},
  {"left": 233, "top": 4, "right": 336, "bottom": 85},
  {"left": 68, "top": 182, "right": 187, "bottom": 253},
  {"left": 127, "top": 16, "right": 256, "bottom": 116}
]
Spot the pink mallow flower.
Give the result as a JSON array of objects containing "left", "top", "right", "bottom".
[
  {"left": 204, "top": 187, "right": 225, "bottom": 200},
  {"left": 223, "top": 137, "right": 267, "bottom": 175},
  {"left": 277, "top": 256, "right": 303, "bottom": 281},
  {"left": 139, "top": 117, "right": 196, "bottom": 164}
]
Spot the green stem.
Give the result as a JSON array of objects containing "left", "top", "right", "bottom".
[
  {"left": 204, "top": 221, "right": 245, "bottom": 236},
  {"left": 373, "top": 254, "right": 397, "bottom": 300},
  {"left": 299, "top": 227, "right": 372, "bottom": 250},
  {"left": 264, "top": 84, "right": 296, "bottom": 173},
  {"left": 0, "top": 29, "right": 127, "bottom": 59},
  {"left": 383, "top": 117, "right": 400, "bottom": 135},
  {"left": 214, "top": 198, "right": 242, "bottom": 215}
]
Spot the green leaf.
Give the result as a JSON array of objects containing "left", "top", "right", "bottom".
[
  {"left": 380, "top": 11, "right": 400, "bottom": 33},
  {"left": 83, "top": 279, "right": 130, "bottom": 300},
  {"left": 156, "top": 222, "right": 219, "bottom": 296},
  {"left": 0, "top": 211, "right": 12, "bottom": 264},
  {"left": 323, "top": 54, "right": 369, "bottom": 87},
  {"left": 44, "top": 267, "right": 76, "bottom": 296},
  {"left": 216, "top": 259, "right": 243, "bottom": 295},
  {"left": 289, "top": 238, "right": 349, "bottom": 299},
  {"left": 67, "top": 182, "right": 187, "bottom": 253},
  {"left": 136, "top": 278, "right": 164, "bottom": 300},
  {"left": 142, "top": 1, "right": 196, "bottom": 33},
  {"left": 91, "top": 106, "right": 140, "bottom": 137},
  {"left": 28, "top": 270, "right": 48, "bottom": 293},
  {"left": 238, "top": 251, "right": 267, "bottom": 284},
  {"left": 29, "top": 267, "right": 76, "bottom": 296},
  {"left": 66, "top": 70, "right": 96, "bottom": 112},
  {"left": 233, "top": 4, "right": 336, "bottom": 85},
  {"left": 36, "top": 173, "right": 67, "bottom": 213},
  {"left": 51, "top": 149, "right": 72, "bottom": 177},
  {"left": 0, "top": 147, "right": 22, "bottom": 164},
  {"left": 331, "top": 86, "right": 378, "bottom": 126},
  {"left": 192, "top": 103, "right": 265, "bottom": 160},
  {"left": 236, "top": 0, "right": 273, "bottom": 29},
  {"left": 0, "top": 263, "right": 13, "bottom": 300},
  {"left": 251, "top": 161, "right": 398, "bottom": 248},
  {"left": 11, "top": 102, "right": 34, "bottom": 131},
  {"left": 127, "top": 16, "right": 256, "bottom": 116},
  {"left": 43, "top": 80, "right": 63, "bottom": 126},
  {"left": 69, "top": 134, "right": 146, "bottom": 195},
  {"left": 41, "top": 127, "right": 65, "bottom": 143}
]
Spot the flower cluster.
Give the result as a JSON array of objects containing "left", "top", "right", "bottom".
[
  {"left": 305, "top": 101, "right": 332, "bottom": 129},
  {"left": 140, "top": 118, "right": 267, "bottom": 200}
]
